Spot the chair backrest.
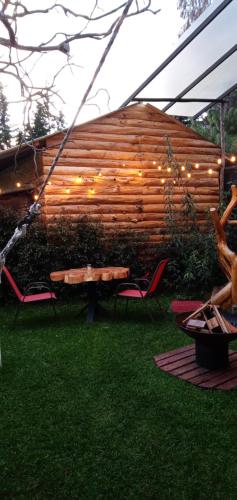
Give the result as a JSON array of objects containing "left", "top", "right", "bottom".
[
  {"left": 147, "top": 258, "right": 170, "bottom": 296},
  {"left": 2, "top": 266, "right": 24, "bottom": 301}
]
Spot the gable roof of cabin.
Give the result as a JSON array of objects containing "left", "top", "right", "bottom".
[{"left": 0, "top": 102, "right": 220, "bottom": 171}]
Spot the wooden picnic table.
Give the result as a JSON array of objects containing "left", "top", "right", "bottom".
[{"left": 50, "top": 266, "right": 129, "bottom": 322}]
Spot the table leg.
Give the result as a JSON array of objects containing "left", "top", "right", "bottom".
[{"left": 86, "top": 281, "right": 97, "bottom": 323}]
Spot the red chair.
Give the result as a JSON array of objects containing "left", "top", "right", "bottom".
[
  {"left": 114, "top": 258, "right": 170, "bottom": 320},
  {"left": 2, "top": 266, "right": 57, "bottom": 324}
]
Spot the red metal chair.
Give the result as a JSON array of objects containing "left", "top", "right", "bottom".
[
  {"left": 2, "top": 266, "right": 57, "bottom": 324},
  {"left": 114, "top": 258, "right": 170, "bottom": 320}
]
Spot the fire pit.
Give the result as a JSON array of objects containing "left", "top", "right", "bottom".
[{"left": 177, "top": 311, "right": 237, "bottom": 370}]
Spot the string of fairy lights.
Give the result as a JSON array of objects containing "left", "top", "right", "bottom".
[{"left": 0, "top": 154, "right": 236, "bottom": 199}]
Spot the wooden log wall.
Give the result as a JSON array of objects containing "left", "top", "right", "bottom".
[{"left": 40, "top": 103, "right": 221, "bottom": 248}]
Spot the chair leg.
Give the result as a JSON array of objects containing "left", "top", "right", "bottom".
[
  {"left": 51, "top": 299, "right": 57, "bottom": 316},
  {"left": 12, "top": 302, "right": 21, "bottom": 329},
  {"left": 125, "top": 299, "right": 129, "bottom": 314},
  {"left": 144, "top": 299, "right": 154, "bottom": 322}
]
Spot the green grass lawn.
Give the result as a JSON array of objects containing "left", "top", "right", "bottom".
[{"left": 1, "top": 297, "right": 237, "bottom": 500}]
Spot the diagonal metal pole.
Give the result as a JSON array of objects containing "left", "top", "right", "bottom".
[{"left": 0, "top": 0, "right": 134, "bottom": 277}]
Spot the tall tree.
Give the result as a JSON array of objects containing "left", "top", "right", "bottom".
[
  {"left": 177, "top": 0, "right": 212, "bottom": 34},
  {"left": 0, "top": 83, "right": 11, "bottom": 149}
]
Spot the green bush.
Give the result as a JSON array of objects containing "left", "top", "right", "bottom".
[
  {"left": 165, "top": 193, "right": 225, "bottom": 294},
  {"left": 0, "top": 208, "right": 145, "bottom": 295}
]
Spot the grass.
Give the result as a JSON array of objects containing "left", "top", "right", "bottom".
[{"left": 1, "top": 296, "right": 237, "bottom": 500}]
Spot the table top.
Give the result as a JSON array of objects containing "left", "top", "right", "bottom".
[{"left": 50, "top": 266, "right": 129, "bottom": 285}]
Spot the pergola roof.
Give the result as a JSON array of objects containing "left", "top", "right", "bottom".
[{"left": 122, "top": 0, "right": 237, "bottom": 117}]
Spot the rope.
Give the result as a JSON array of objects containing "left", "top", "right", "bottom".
[{"left": 0, "top": 0, "right": 134, "bottom": 279}]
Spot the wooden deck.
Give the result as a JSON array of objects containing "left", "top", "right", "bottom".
[{"left": 154, "top": 344, "right": 237, "bottom": 390}]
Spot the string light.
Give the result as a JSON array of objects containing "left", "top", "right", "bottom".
[
  {"left": 195, "top": 163, "right": 199, "bottom": 169},
  {"left": 230, "top": 155, "right": 236, "bottom": 163},
  {"left": 138, "top": 170, "right": 142, "bottom": 177},
  {"left": 122, "top": 163, "right": 126, "bottom": 167},
  {"left": 173, "top": 180, "right": 176, "bottom": 185},
  {"left": 157, "top": 165, "right": 162, "bottom": 171},
  {"left": 208, "top": 169, "right": 213, "bottom": 175},
  {"left": 161, "top": 178, "right": 165, "bottom": 184},
  {"left": 34, "top": 194, "right": 39, "bottom": 201},
  {"left": 187, "top": 172, "right": 191, "bottom": 178},
  {"left": 75, "top": 176, "right": 83, "bottom": 184},
  {"left": 89, "top": 188, "right": 95, "bottom": 195},
  {"left": 217, "top": 158, "right": 222, "bottom": 165},
  {"left": 65, "top": 188, "right": 70, "bottom": 194},
  {"left": 16, "top": 182, "right": 21, "bottom": 188},
  {"left": 47, "top": 181, "right": 52, "bottom": 185},
  {"left": 153, "top": 161, "right": 156, "bottom": 165},
  {"left": 98, "top": 172, "right": 102, "bottom": 177},
  {"left": 167, "top": 167, "right": 171, "bottom": 173},
  {"left": 181, "top": 165, "right": 185, "bottom": 171}
]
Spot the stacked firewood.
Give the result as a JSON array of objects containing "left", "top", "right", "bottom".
[{"left": 183, "top": 302, "right": 237, "bottom": 334}]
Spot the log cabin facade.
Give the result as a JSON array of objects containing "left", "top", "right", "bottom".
[{"left": 0, "top": 103, "right": 221, "bottom": 246}]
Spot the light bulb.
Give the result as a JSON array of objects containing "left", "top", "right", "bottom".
[
  {"left": 122, "top": 163, "right": 126, "bottom": 167},
  {"left": 167, "top": 167, "right": 171, "bottom": 172},
  {"left": 66, "top": 188, "right": 70, "bottom": 194},
  {"left": 34, "top": 194, "right": 38, "bottom": 200},
  {"left": 153, "top": 161, "right": 156, "bottom": 165},
  {"left": 16, "top": 182, "right": 21, "bottom": 188},
  {"left": 48, "top": 181, "right": 52, "bottom": 185},
  {"left": 230, "top": 156, "right": 236, "bottom": 163},
  {"left": 89, "top": 188, "right": 95, "bottom": 195},
  {"left": 208, "top": 169, "right": 213, "bottom": 175},
  {"left": 173, "top": 180, "right": 176, "bottom": 185},
  {"left": 187, "top": 172, "right": 191, "bottom": 178},
  {"left": 75, "top": 176, "right": 83, "bottom": 184},
  {"left": 217, "top": 158, "right": 222, "bottom": 165},
  {"left": 195, "top": 163, "right": 199, "bottom": 169},
  {"left": 157, "top": 165, "right": 162, "bottom": 171},
  {"left": 98, "top": 172, "right": 102, "bottom": 177},
  {"left": 181, "top": 165, "right": 185, "bottom": 171},
  {"left": 138, "top": 170, "right": 142, "bottom": 177},
  {"left": 161, "top": 178, "right": 165, "bottom": 184}
]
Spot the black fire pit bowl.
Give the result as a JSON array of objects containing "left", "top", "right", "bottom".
[{"left": 176, "top": 313, "right": 237, "bottom": 370}]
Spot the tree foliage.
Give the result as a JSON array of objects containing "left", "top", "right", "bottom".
[
  {"left": 177, "top": 0, "right": 212, "bottom": 34},
  {"left": 0, "top": 82, "right": 11, "bottom": 149}
]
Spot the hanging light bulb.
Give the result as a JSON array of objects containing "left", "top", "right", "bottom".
[
  {"left": 230, "top": 155, "right": 236, "bottom": 163},
  {"left": 161, "top": 178, "right": 165, "bottom": 184},
  {"left": 89, "top": 188, "right": 95, "bottom": 195},
  {"left": 217, "top": 158, "right": 222, "bottom": 165},
  {"left": 47, "top": 181, "right": 52, "bottom": 186},
  {"left": 187, "top": 172, "right": 191, "bottom": 178},
  {"left": 157, "top": 165, "right": 162, "bottom": 171},
  {"left": 98, "top": 172, "right": 102, "bottom": 177},
  {"left": 195, "top": 163, "right": 199, "bottom": 169},
  {"left": 34, "top": 194, "right": 39, "bottom": 201},
  {"left": 153, "top": 161, "right": 156, "bottom": 165},
  {"left": 167, "top": 167, "right": 171, "bottom": 173},
  {"left": 208, "top": 169, "right": 213, "bottom": 175},
  {"left": 65, "top": 188, "right": 70, "bottom": 194},
  {"left": 75, "top": 176, "right": 83, "bottom": 184},
  {"left": 122, "top": 163, "right": 126, "bottom": 167},
  {"left": 138, "top": 170, "right": 142, "bottom": 177},
  {"left": 16, "top": 182, "right": 21, "bottom": 188},
  {"left": 173, "top": 180, "right": 176, "bottom": 185},
  {"left": 181, "top": 165, "right": 185, "bottom": 172}
]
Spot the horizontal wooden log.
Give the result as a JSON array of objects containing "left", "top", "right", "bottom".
[
  {"left": 44, "top": 193, "right": 219, "bottom": 205},
  {"left": 42, "top": 154, "right": 220, "bottom": 168},
  {"left": 43, "top": 212, "right": 209, "bottom": 224},
  {"left": 47, "top": 132, "right": 220, "bottom": 149},
  {"left": 44, "top": 147, "right": 221, "bottom": 162},
  {"left": 46, "top": 138, "right": 220, "bottom": 156}
]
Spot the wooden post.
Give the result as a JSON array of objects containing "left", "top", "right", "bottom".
[{"left": 219, "top": 102, "right": 225, "bottom": 205}]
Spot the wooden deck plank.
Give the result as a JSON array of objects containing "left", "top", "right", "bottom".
[{"left": 154, "top": 345, "right": 237, "bottom": 391}]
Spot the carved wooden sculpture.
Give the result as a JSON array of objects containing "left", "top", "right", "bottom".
[{"left": 210, "top": 185, "right": 237, "bottom": 310}]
